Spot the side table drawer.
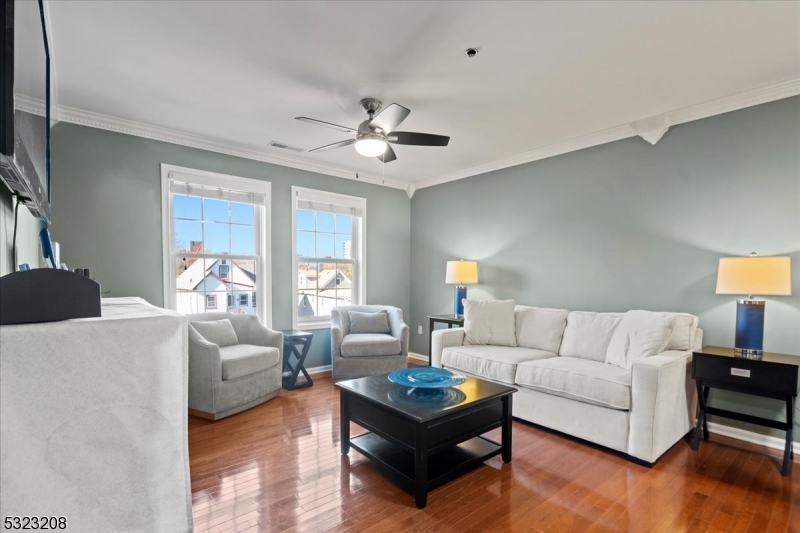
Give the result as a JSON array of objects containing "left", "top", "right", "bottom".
[{"left": 693, "top": 354, "right": 797, "bottom": 396}]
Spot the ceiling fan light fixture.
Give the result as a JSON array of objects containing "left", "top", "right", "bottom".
[{"left": 355, "top": 134, "right": 388, "bottom": 157}]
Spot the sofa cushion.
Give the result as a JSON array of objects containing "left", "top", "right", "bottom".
[
  {"left": 463, "top": 299, "right": 517, "bottom": 347},
  {"left": 441, "top": 345, "right": 556, "bottom": 384},
  {"left": 665, "top": 313, "right": 699, "bottom": 351},
  {"left": 558, "top": 311, "right": 624, "bottom": 362},
  {"left": 349, "top": 310, "right": 391, "bottom": 334},
  {"left": 191, "top": 319, "right": 239, "bottom": 348},
  {"left": 219, "top": 344, "right": 280, "bottom": 381},
  {"left": 515, "top": 357, "right": 632, "bottom": 410},
  {"left": 515, "top": 305, "right": 569, "bottom": 353},
  {"left": 606, "top": 310, "right": 676, "bottom": 369},
  {"left": 341, "top": 334, "right": 401, "bottom": 357}
]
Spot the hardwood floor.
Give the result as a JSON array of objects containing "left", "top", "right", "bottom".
[{"left": 189, "top": 372, "right": 799, "bottom": 532}]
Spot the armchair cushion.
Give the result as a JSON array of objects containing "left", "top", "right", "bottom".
[
  {"left": 349, "top": 310, "right": 391, "bottom": 334},
  {"left": 341, "top": 334, "right": 401, "bottom": 357},
  {"left": 219, "top": 344, "right": 280, "bottom": 381},
  {"left": 191, "top": 319, "right": 239, "bottom": 348}
]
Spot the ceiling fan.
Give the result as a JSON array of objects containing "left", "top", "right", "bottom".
[{"left": 295, "top": 98, "right": 450, "bottom": 163}]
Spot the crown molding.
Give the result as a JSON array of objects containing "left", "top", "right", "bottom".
[
  {"left": 415, "top": 77, "right": 800, "bottom": 190},
  {"left": 14, "top": 96, "right": 410, "bottom": 191},
  {"left": 17, "top": 76, "right": 799, "bottom": 195}
]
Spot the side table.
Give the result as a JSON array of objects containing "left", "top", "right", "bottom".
[
  {"left": 691, "top": 345, "right": 798, "bottom": 476},
  {"left": 428, "top": 314, "right": 465, "bottom": 362},
  {"left": 281, "top": 330, "right": 314, "bottom": 390}
]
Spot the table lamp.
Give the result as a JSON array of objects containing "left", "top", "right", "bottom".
[
  {"left": 716, "top": 253, "right": 791, "bottom": 357},
  {"left": 446, "top": 260, "right": 478, "bottom": 317}
]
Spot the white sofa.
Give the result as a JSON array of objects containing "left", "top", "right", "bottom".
[{"left": 431, "top": 304, "right": 702, "bottom": 464}]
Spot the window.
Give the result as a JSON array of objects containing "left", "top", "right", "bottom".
[
  {"left": 292, "top": 187, "right": 365, "bottom": 329},
  {"left": 161, "top": 164, "right": 272, "bottom": 326},
  {"left": 252, "top": 291, "right": 257, "bottom": 307}
]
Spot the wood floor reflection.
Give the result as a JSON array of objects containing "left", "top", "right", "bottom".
[{"left": 189, "top": 371, "right": 799, "bottom": 532}]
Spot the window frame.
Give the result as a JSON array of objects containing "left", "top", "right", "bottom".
[
  {"left": 161, "top": 164, "right": 273, "bottom": 327},
  {"left": 291, "top": 186, "right": 366, "bottom": 330},
  {"left": 206, "top": 294, "right": 217, "bottom": 309}
]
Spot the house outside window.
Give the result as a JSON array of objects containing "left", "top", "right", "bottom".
[
  {"left": 161, "top": 164, "right": 272, "bottom": 326},
  {"left": 292, "top": 186, "right": 365, "bottom": 329}
]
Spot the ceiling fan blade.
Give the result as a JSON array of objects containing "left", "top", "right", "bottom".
[
  {"left": 369, "top": 103, "right": 410, "bottom": 134},
  {"left": 309, "top": 139, "right": 356, "bottom": 153},
  {"left": 388, "top": 131, "right": 450, "bottom": 146},
  {"left": 295, "top": 117, "right": 358, "bottom": 134},
  {"left": 376, "top": 144, "right": 397, "bottom": 163}
]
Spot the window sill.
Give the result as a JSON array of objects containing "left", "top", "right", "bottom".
[{"left": 294, "top": 320, "right": 333, "bottom": 331}]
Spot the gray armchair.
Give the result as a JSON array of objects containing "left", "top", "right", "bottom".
[
  {"left": 331, "top": 305, "right": 409, "bottom": 381},
  {"left": 187, "top": 313, "right": 283, "bottom": 420}
]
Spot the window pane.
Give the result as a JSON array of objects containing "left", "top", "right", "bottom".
[
  {"left": 297, "top": 210, "right": 314, "bottom": 231},
  {"left": 298, "top": 261, "right": 319, "bottom": 320},
  {"left": 316, "top": 212, "right": 334, "bottom": 233},
  {"left": 204, "top": 223, "right": 230, "bottom": 254},
  {"left": 316, "top": 233, "right": 334, "bottom": 259},
  {"left": 231, "top": 202, "right": 254, "bottom": 225},
  {"left": 174, "top": 220, "right": 202, "bottom": 252},
  {"left": 174, "top": 194, "right": 201, "bottom": 220},
  {"left": 297, "top": 231, "right": 315, "bottom": 258},
  {"left": 177, "top": 259, "right": 216, "bottom": 314},
  {"left": 232, "top": 259, "right": 256, "bottom": 291},
  {"left": 335, "top": 214, "right": 352, "bottom": 234},
  {"left": 204, "top": 198, "right": 229, "bottom": 223},
  {"left": 231, "top": 225, "right": 255, "bottom": 256},
  {"left": 335, "top": 235, "right": 351, "bottom": 259}
]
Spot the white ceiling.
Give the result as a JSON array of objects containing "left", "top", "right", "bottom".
[{"left": 34, "top": 1, "right": 800, "bottom": 187}]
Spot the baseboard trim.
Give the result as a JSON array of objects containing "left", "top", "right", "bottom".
[
  {"left": 306, "top": 364, "right": 332, "bottom": 376},
  {"left": 706, "top": 421, "right": 799, "bottom": 454},
  {"left": 408, "top": 352, "right": 428, "bottom": 363}
]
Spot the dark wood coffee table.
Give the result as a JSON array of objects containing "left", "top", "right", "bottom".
[{"left": 336, "top": 372, "right": 516, "bottom": 508}]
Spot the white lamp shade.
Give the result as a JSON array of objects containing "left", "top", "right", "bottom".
[
  {"left": 716, "top": 256, "right": 792, "bottom": 296},
  {"left": 446, "top": 260, "right": 478, "bottom": 285}
]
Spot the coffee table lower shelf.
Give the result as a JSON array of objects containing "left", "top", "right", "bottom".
[{"left": 350, "top": 432, "right": 501, "bottom": 503}]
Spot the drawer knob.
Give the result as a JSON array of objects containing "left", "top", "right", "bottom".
[{"left": 731, "top": 368, "right": 751, "bottom": 378}]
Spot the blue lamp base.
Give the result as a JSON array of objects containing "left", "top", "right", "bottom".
[
  {"left": 734, "top": 299, "right": 765, "bottom": 358},
  {"left": 453, "top": 286, "right": 467, "bottom": 317}
]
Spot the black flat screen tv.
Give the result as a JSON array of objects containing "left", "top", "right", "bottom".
[{"left": 0, "top": 0, "right": 51, "bottom": 222}]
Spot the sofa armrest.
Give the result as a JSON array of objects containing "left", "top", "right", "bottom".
[
  {"left": 431, "top": 327, "right": 465, "bottom": 368},
  {"left": 628, "top": 349, "right": 696, "bottom": 463}
]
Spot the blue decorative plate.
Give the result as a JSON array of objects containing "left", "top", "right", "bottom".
[
  {"left": 388, "top": 367, "right": 467, "bottom": 389},
  {"left": 388, "top": 387, "right": 467, "bottom": 407}
]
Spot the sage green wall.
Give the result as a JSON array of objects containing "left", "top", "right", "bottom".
[
  {"left": 410, "top": 96, "right": 800, "bottom": 441},
  {"left": 49, "top": 123, "right": 411, "bottom": 369},
  {"left": 0, "top": 187, "right": 43, "bottom": 276}
]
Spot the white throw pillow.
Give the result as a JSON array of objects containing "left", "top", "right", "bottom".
[
  {"left": 665, "top": 313, "right": 699, "bottom": 351},
  {"left": 514, "top": 305, "right": 569, "bottom": 353},
  {"left": 606, "top": 310, "right": 677, "bottom": 369},
  {"left": 190, "top": 319, "right": 239, "bottom": 348},
  {"left": 558, "top": 311, "right": 624, "bottom": 362},
  {"left": 463, "top": 300, "right": 517, "bottom": 347}
]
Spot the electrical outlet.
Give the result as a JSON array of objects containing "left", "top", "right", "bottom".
[{"left": 418, "top": 325, "right": 423, "bottom": 335}]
